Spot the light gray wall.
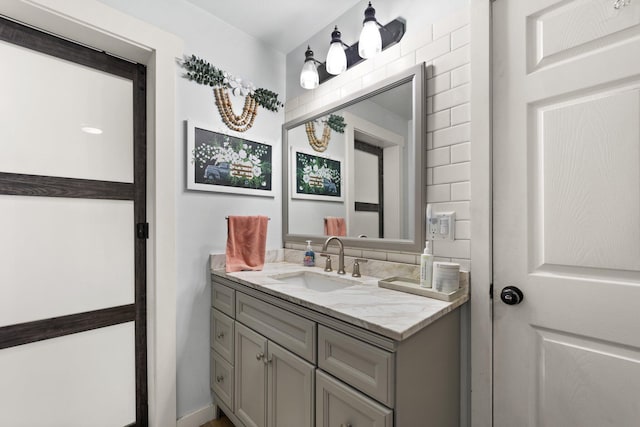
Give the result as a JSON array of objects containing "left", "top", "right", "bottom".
[
  {"left": 98, "top": 0, "right": 284, "bottom": 419},
  {"left": 285, "top": 0, "right": 468, "bottom": 100}
]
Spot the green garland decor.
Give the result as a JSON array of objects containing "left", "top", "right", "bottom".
[
  {"left": 326, "top": 114, "right": 346, "bottom": 133},
  {"left": 182, "top": 54, "right": 283, "bottom": 112}
]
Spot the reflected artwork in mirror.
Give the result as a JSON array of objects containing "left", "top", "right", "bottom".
[{"left": 283, "top": 64, "right": 425, "bottom": 253}]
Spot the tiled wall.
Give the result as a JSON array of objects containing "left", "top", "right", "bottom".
[{"left": 285, "top": 8, "right": 471, "bottom": 270}]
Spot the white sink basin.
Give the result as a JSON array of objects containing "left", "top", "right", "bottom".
[{"left": 269, "top": 271, "right": 359, "bottom": 292}]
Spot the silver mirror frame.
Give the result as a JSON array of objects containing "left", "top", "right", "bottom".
[{"left": 282, "top": 63, "right": 426, "bottom": 253}]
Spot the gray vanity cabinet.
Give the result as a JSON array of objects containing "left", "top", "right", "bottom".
[
  {"left": 235, "top": 320, "right": 314, "bottom": 427},
  {"left": 316, "top": 370, "right": 393, "bottom": 427},
  {"left": 211, "top": 277, "right": 460, "bottom": 427}
]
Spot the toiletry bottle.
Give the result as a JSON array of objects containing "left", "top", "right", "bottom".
[
  {"left": 420, "top": 241, "right": 433, "bottom": 288},
  {"left": 303, "top": 240, "right": 315, "bottom": 267}
]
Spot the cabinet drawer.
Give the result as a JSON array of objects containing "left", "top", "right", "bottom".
[
  {"left": 236, "top": 292, "right": 316, "bottom": 363},
  {"left": 211, "top": 351, "right": 234, "bottom": 411},
  {"left": 316, "top": 370, "right": 393, "bottom": 427},
  {"left": 211, "top": 309, "right": 234, "bottom": 364},
  {"left": 212, "top": 282, "right": 235, "bottom": 317},
  {"left": 318, "top": 326, "right": 395, "bottom": 407}
]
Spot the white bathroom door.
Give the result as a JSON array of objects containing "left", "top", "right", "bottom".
[
  {"left": 0, "top": 18, "right": 147, "bottom": 426},
  {"left": 493, "top": 0, "right": 640, "bottom": 426}
]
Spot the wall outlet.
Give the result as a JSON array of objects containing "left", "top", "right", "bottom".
[{"left": 427, "top": 211, "right": 455, "bottom": 240}]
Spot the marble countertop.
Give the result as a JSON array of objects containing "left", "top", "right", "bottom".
[{"left": 212, "top": 261, "right": 468, "bottom": 341}]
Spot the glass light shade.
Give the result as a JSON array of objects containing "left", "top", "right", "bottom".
[
  {"left": 326, "top": 42, "right": 347, "bottom": 75},
  {"left": 358, "top": 21, "right": 382, "bottom": 59},
  {"left": 300, "top": 60, "right": 319, "bottom": 89}
]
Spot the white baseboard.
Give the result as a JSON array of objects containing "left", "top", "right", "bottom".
[{"left": 177, "top": 404, "right": 216, "bottom": 427}]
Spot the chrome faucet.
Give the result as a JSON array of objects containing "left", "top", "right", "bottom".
[{"left": 321, "top": 236, "right": 346, "bottom": 275}]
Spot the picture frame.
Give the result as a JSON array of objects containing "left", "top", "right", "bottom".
[
  {"left": 187, "top": 120, "right": 274, "bottom": 197},
  {"left": 290, "top": 147, "right": 344, "bottom": 202}
]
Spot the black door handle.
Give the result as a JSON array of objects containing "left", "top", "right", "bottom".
[{"left": 500, "top": 286, "right": 524, "bottom": 305}]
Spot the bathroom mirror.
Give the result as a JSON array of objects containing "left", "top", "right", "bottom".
[{"left": 283, "top": 63, "right": 425, "bottom": 253}]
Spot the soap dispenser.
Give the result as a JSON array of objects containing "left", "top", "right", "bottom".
[
  {"left": 303, "top": 240, "right": 315, "bottom": 267},
  {"left": 420, "top": 241, "right": 433, "bottom": 288}
]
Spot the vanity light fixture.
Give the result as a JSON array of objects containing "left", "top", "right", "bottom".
[
  {"left": 358, "top": 2, "right": 382, "bottom": 59},
  {"left": 300, "top": 46, "right": 321, "bottom": 90},
  {"left": 298, "top": 8, "right": 405, "bottom": 89},
  {"left": 325, "top": 26, "right": 348, "bottom": 75}
]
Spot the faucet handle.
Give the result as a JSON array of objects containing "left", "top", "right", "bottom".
[
  {"left": 320, "top": 253, "right": 333, "bottom": 272},
  {"left": 352, "top": 258, "right": 368, "bottom": 277}
]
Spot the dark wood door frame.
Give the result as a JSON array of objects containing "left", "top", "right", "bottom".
[
  {"left": 0, "top": 17, "right": 147, "bottom": 426},
  {"left": 354, "top": 140, "right": 384, "bottom": 238}
]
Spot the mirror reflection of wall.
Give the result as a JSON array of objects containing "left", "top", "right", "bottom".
[{"left": 286, "top": 79, "right": 414, "bottom": 241}]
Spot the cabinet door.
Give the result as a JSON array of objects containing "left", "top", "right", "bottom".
[
  {"left": 235, "top": 323, "right": 267, "bottom": 427},
  {"left": 267, "top": 341, "right": 315, "bottom": 427},
  {"left": 316, "top": 370, "right": 393, "bottom": 427}
]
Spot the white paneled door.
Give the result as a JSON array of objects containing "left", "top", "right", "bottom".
[
  {"left": 0, "top": 18, "right": 147, "bottom": 426},
  {"left": 493, "top": 0, "right": 640, "bottom": 426}
]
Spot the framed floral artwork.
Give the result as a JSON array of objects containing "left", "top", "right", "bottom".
[
  {"left": 187, "top": 121, "right": 273, "bottom": 196},
  {"left": 291, "top": 148, "right": 343, "bottom": 201}
]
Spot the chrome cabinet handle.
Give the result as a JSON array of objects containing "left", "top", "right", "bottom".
[
  {"left": 256, "top": 352, "right": 265, "bottom": 361},
  {"left": 216, "top": 375, "right": 224, "bottom": 383},
  {"left": 216, "top": 331, "right": 224, "bottom": 339}
]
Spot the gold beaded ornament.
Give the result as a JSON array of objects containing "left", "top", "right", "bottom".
[
  {"left": 213, "top": 87, "right": 259, "bottom": 133},
  {"left": 305, "top": 121, "right": 332, "bottom": 152}
]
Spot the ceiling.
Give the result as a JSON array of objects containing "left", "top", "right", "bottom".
[{"left": 185, "top": 0, "right": 361, "bottom": 54}]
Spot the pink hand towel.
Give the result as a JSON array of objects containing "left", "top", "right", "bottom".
[
  {"left": 225, "top": 215, "right": 268, "bottom": 273},
  {"left": 324, "top": 217, "right": 346, "bottom": 236}
]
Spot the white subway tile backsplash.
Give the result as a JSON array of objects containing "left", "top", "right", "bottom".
[
  {"left": 387, "top": 252, "right": 418, "bottom": 264},
  {"left": 416, "top": 35, "right": 450, "bottom": 64},
  {"left": 451, "top": 181, "right": 471, "bottom": 201},
  {"left": 286, "top": 104, "right": 307, "bottom": 122},
  {"left": 433, "top": 123, "right": 470, "bottom": 148},
  {"left": 432, "top": 45, "right": 470, "bottom": 76},
  {"left": 285, "top": 97, "right": 299, "bottom": 112},
  {"left": 427, "top": 110, "right": 451, "bottom": 132},
  {"left": 387, "top": 52, "right": 416, "bottom": 77},
  {"left": 451, "top": 258, "right": 471, "bottom": 271},
  {"left": 348, "top": 58, "right": 375, "bottom": 80},
  {"left": 454, "top": 220, "right": 471, "bottom": 239},
  {"left": 451, "top": 64, "right": 471, "bottom": 87},
  {"left": 373, "top": 43, "right": 401, "bottom": 69},
  {"left": 341, "top": 79, "right": 363, "bottom": 98},
  {"left": 451, "top": 142, "right": 471, "bottom": 163},
  {"left": 298, "top": 89, "right": 315, "bottom": 106},
  {"left": 433, "top": 6, "right": 470, "bottom": 40},
  {"left": 320, "top": 89, "right": 342, "bottom": 106},
  {"left": 362, "top": 67, "right": 388, "bottom": 88},
  {"left": 430, "top": 201, "right": 470, "bottom": 220},
  {"left": 451, "top": 25, "right": 470, "bottom": 50},
  {"left": 433, "top": 239, "right": 470, "bottom": 259},
  {"left": 433, "top": 162, "right": 470, "bottom": 184},
  {"left": 427, "top": 72, "right": 451, "bottom": 96},
  {"left": 286, "top": 9, "right": 472, "bottom": 268},
  {"left": 362, "top": 250, "right": 388, "bottom": 261},
  {"left": 433, "top": 84, "right": 470, "bottom": 112},
  {"left": 427, "top": 184, "right": 451, "bottom": 202},
  {"left": 427, "top": 146, "right": 451, "bottom": 167},
  {"left": 400, "top": 24, "right": 433, "bottom": 56},
  {"left": 451, "top": 103, "right": 470, "bottom": 125}
]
